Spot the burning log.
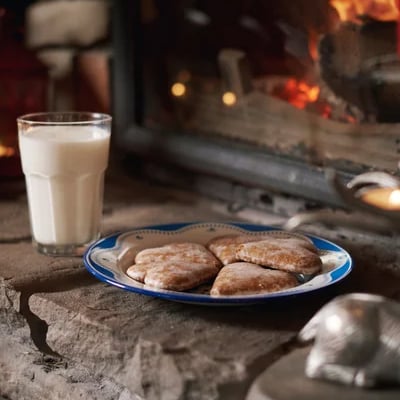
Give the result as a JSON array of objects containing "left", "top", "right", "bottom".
[
  {"left": 180, "top": 89, "right": 400, "bottom": 172},
  {"left": 316, "top": 0, "right": 400, "bottom": 122},
  {"left": 170, "top": 1, "right": 400, "bottom": 172},
  {"left": 318, "top": 20, "right": 399, "bottom": 121},
  {"left": 171, "top": 40, "right": 400, "bottom": 171}
]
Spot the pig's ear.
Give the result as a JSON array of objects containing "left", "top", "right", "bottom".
[
  {"left": 298, "top": 294, "right": 346, "bottom": 343},
  {"left": 297, "top": 303, "right": 331, "bottom": 344},
  {"left": 297, "top": 306, "right": 326, "bottom": 343}
]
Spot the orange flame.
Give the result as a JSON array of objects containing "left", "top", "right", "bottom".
[
  {"left": 272, "top": 78, "right": 361, "bottom": 122},
  {"left": 279, "top": 79, "right": 321, "bottom": 109},
  {"left": 0, "top": 145, "right": 16, "bottom": 157},
  {"left": 308, "top": 30, "right": 319, "bottom": 62},
  {"left": 330, "top": 0, "right": 399, "bottom": 23}
]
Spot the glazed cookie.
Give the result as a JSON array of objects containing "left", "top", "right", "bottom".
[
  {"left": 143, "top": 261, "right": 218, "bottom": 291},
  {"left": 135, "top": 242, "right": 221, "bottom": 269},
  {"left": 210, "top": 262, "right": 298, "bottom": 296},
  {"left": 236, "top": 239, "right": 322, "bottom": 275},
  {"left": 207, "top": 235, "right": 268, "bottom": 265},
  {"left": 127, "top": 260, "right": 218, "bottom": 291}
]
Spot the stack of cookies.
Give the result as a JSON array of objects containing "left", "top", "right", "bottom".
[{"left": 126, "top": 234, "right": 322, "bottom": 296}]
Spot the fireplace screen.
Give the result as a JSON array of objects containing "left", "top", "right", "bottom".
[{"left": 113, "top": 0, "right": 400, "bottom": 207}]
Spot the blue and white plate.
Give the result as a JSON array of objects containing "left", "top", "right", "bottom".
[{"left": 83, "top": 222, "right": 352, "bottom": 305}]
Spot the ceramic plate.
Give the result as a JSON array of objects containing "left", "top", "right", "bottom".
[{"left": 83, "top": 222, "right": 352, "bottom": 305}]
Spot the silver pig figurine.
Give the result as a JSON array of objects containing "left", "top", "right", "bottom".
[{"left": 298, "top": 293, "right": 400, "bottom": 388}]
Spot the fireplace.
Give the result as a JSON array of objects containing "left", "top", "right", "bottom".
[{"left": 112, "top": 0, "right": 400, "bottom": 211}]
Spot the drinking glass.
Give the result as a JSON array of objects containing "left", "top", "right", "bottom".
[{"left": 17, "top": 112, "right": 112, "bottom": 256}]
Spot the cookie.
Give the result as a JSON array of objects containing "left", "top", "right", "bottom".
[
  {"left": 126, "top": 262, "right": 152, "bottom": 283},
  {"left": 280, "top": 237, "right": 319, "bottom": 254},
  {"left": 127, "top": 260, "right": 218, "bottom": 290},
  {"left": 135, "top": 242, "right": 221, "bottom": 269},
  {"left": 127, "top": 242, "right": 221, "bottom": 290},
  {"left": 143, "top": 261, "right": 218, "bottom": 291},
  {"left": 210, "top": 262, "right": 298, "bottom": 296},
  {"left": 236, "top": 239, "right": 322, "bottom": 274},
  {"left": 207, "top": 235, "right": 266, "bottom": 265}
]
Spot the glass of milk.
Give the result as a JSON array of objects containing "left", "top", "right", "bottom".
[{"left": 17, "top": 112, "right": 111, "bottom": 256}]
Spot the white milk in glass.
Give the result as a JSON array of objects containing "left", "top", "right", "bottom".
[{"left": 19, "top": 125, "right": 110, "bottom": 246}]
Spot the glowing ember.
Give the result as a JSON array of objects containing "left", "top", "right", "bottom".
[
  {"left": 277, "top": 79, "right": 321, "bottom": 109},
  {"left": 0, "top": 145, "right": 16, "bottom": 157},
  {"left": 330, "top": 0, "right": 399, "bottom": 23},
  {"left": 271, "top": 1, "right": 397, "bottom": 121}
]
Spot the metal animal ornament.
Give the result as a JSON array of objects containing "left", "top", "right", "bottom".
[{"left": 298, "top": 293, "right": 400, "bottom": 388}]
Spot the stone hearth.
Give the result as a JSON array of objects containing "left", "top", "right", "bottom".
[{"left": 1, "top": 165, "right": 400, "bottom": 400}]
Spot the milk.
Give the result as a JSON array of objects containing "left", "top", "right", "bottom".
[{"left": 19, "top": 125, "right": 110, "bottom": 247}]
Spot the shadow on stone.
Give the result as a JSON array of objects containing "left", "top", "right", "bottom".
[
  {"left": 17, "top": 269, "right": 97, "bottom": 358},
  {"left": 19, "top": 291, "right": 62, "bottom": 358}
]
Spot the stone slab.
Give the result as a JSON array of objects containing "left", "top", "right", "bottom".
[
  {"left": 0, "top": 331, "right": 139, "bottom": 400},
  {"left": 246, "top": 347, "right": 400, "bottom": 400},
  {"left": 0, "top": 281, "right": 137, "bottom": 400},
  {"left": 2, "top": 174, "right": 400, "bottom": 399},
  {"left": 0, "top": 242, "right": 86, "bottom": 290},
  {"left": 29, "top": 283, "right": 322, "bottom": 400}
]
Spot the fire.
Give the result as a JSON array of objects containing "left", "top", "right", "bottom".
[
  {"left": 271, "top": 78, "right": 358, "bottom": 120},
  {"left": 330, "top": 0, "right": 399, "bottom": 23},
  {"left": 308, "top": 30, "right": 319, "bottom": 62},
  {"left": 0, "top": 145, "right": 16, "bottom": 157},
  {"left": 277, "top": 79, "right": 321, "bottom": 110},
  {"left": 272, "top": 78, "right": 361, "bottom": 122}
]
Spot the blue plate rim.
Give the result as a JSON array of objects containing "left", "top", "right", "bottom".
[{"left": 83, "top": 221, "right": 353, "bottom": 305}]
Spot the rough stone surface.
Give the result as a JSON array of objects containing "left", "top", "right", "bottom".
[
  {"left": 0, "top": 242, "right": 84, "bottom": 289},
  {"left": 29, "top": 284, "right": 303, "bottom": 400},
  {"left": 1, "top": 172, "right": 400, "bottom": 399},
  {"left": 0, "top": 282, "right": 137, "bottom": 400}
]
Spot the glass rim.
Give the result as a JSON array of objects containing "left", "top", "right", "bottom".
[{"left": 17, "top": 111, "right": 112, "bottom": 125}]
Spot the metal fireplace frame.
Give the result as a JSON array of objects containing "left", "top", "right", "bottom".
[{"left": 111, "top": 0, "right": 357, "bottom": 209}]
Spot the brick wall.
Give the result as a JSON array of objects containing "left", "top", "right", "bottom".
[{"left": 25, "top": 0, "right": 111, "bottom": 113}]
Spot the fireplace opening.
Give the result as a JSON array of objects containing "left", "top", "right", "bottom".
[{"left": 113, "top": 0, "right": 400, "bottom": 212}]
